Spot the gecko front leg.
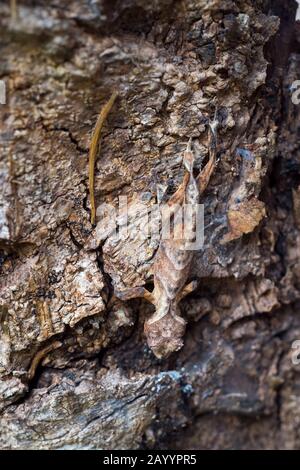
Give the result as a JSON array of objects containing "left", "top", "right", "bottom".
[{"left": 197, "top": 112, "right": 219, "bottom": 194}]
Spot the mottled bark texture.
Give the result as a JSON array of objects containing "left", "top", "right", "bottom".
[{"left": 0, "top": 0, "right": 300, "bottom": 450}]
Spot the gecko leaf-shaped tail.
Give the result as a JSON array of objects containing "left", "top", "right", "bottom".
[{"left": 144, "top": 305, "right": 186, "bottom": 359}]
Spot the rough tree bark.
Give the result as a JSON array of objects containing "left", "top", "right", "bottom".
[{"left": 0, "top": 0, "right": 300, "bottom": 450}]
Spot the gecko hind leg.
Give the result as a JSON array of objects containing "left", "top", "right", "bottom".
[
  {"left": 115, "top": 286, "right": 154, "bottom": 304},
  {"left": 178, "top": 280, "right": 198, "bottom": 302}
]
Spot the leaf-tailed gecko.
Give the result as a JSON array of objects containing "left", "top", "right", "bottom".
[{"left": 115, "top": 117, "right": 219, "bottom": 358}]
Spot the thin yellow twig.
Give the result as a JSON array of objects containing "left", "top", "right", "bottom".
[
  {"left": 88, "top": 92, "right": 117, "bottom": 225},
  {"left": 10, "top": 0, "right": 18, "bottom": 20}
]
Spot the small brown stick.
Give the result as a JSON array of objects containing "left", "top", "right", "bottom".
[{"left": 89, "top": 92, "right": 117, "bottom": 225}]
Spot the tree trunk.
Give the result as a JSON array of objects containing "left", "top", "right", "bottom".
[{"left": 0, "top": 0, "right": 300, "bottom": 450}]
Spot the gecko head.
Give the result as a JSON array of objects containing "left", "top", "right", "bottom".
[
  {"left": 183, "top": 138, "right": 195, "bottom": 174},
  {"left": 144, "top": 306, "right": 186, "bottom": 359}
]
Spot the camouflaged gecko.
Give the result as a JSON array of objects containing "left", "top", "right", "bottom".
[{"left": 115, "top": 116, "right": 219, "bottom": 358}]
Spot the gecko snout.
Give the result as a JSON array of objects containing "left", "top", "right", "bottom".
[{"left": 183, "top": 138, "right": 195, "bottom": 173}]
